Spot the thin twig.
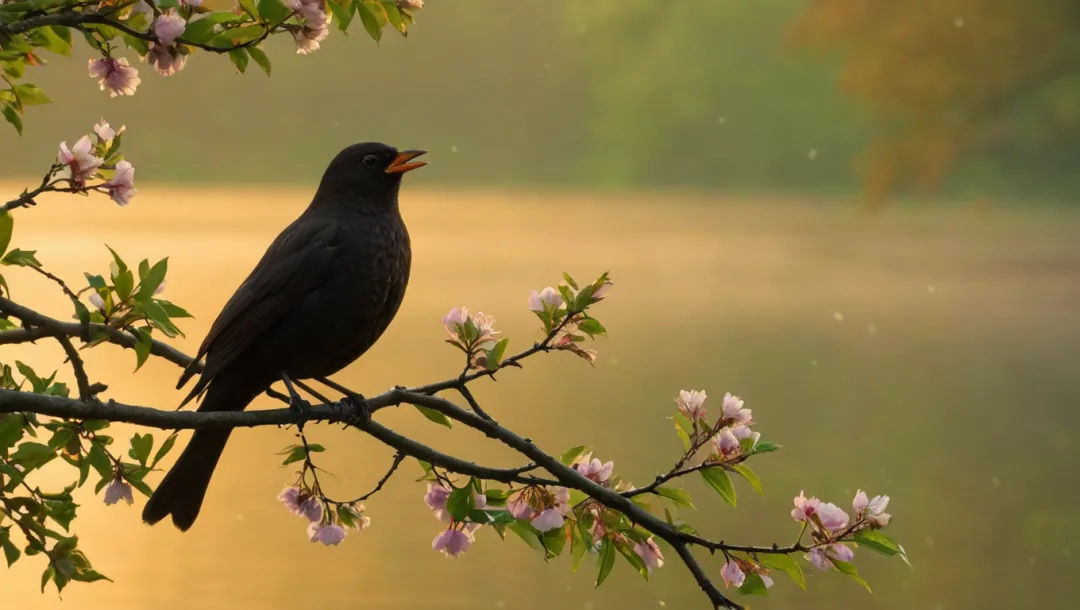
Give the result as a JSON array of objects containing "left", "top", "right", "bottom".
[
  {"left": 53, "top": 335, "right": 92, "bottom": 401},
  {"left": 337, "top": 451, "right": 406, "bottom": 504}
]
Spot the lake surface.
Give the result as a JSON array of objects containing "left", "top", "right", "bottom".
[{"left": 2, "top": 186, "right": 1078, "bottom": 610}]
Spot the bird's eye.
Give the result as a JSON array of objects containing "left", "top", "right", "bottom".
[{"left": 362, "top": 154, "right": 379, "bottom": 168}]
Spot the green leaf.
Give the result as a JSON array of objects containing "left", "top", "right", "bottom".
[
  {"left": 0, "top": 414, "right": 25, "bottom": 451},
  {"left": 142, "top": 300, "right": 183, "bottom": 338},
  {"left": 155, "top": 299, "right": 192, "bottom": 318},
  {"left": 247, "top": 46, "right": 271, "bottom": 76},
  {"left": 655, "top": 486, "right": 696, "bottom": 510},
  {"left": 13, "top": 84, "right": 52, "bottom": 106},
  {"left": 485, "top": 337, "right": 509, "bottom": 370},
  {"left": 181, "top": 17, "right": 219, "bottom": 44},
  {"left": 87, "top": 443, "right": 112, "bottom": 479},
  {"left": 128, "top": 433, "right": 153, "bottom": 465},
  {"left": 672, "top": 413, "right": 692, "bottom": 451},
  {"left": 414, "top": 405, "right": 453, "bottom": 428},
  {"left": 280, "top": 446, "right": 306, "bottom": 465},
  {"left": 151, "top": 433, "right": 178, "bottom": 467},
  {"left": 133, "top": 327, "right": 152, "bottom": 372},
  {"left": 758, "top": 552, "right": 806, "bottom": 590},
  {"left": 752, "top": 441, "right": 781, "bottom": 454},
  {"left": 135, "top": 258, "right": 167, "bottom": 300},
  {"left": 731, "top": 463, "right": 763, "bottom": 496},
  {"left": 379, "top": 1, "right": 404, "bottom": 33},
  {"left": 562, "top": 272, "right": 579, "bottom": 290},
  {"left": 446, "top": 486, "right": 474, "bottom": 521},
  {"left": 832, "top": 559, "right": 872, "bottom": 593},
  {"left": 1, "top": 528, "right": 20, "bottom": 566},
  {"left": 506, "top": 520, "right": 544, "bottom": 551},
  {"left": 328, "top": 0, "right": 355, "bottom": 32},
  {"left": 853, "top": 531, "right": 911, "bottom": 568},
  {"left": 738, "top": 571, "right": 769, "bottom": 595},
  {"left": 595, "top": 538, "right": 615, "bottom": 587},
  {"left": 1, "top": 248, "right": 40, "bottom": 267},
  {"left": 228, "top": 48, "right": 249, "bottom": 73},
  {"left": 218, "top": 24, "right": 265, "bottom": 45},
  {"left": 577, "top": 318, "right": 606, "bottom": 337},
  {"left": 559, "top": 445, "right": 589, "bottom": 466},
  {"left": 257, "top": 0, "right": 292, "bottom": 24},
  {"left": 114, "top": 269, "right": 134, "bottom": 301},
  {"left": 570, "top": 524, "right": 590, "bottom": 573},
  {"left": 3, "top": 104, "right": 23, "bottom": 135},
  {"left": 33, "top": 26, "right": 73, "bottom": 56},
  {"left": 699, "top": 467, "right": 736, "bottom": 507},
  {"left": 239, "top": 0, "right": 258, "bottom": 17},
  {"left": 11, "top": 441, "right": 54, "bottom": 470},
  {"left": 355, "top": 1, "right": 382, "bottom": 41},
  {"left": 0, "top": 210, "right": 13, "bottom": 257}
]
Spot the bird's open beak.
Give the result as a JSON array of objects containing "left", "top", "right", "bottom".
[{"left": 385, "top": 149, "right": 428, "bottom": 174}]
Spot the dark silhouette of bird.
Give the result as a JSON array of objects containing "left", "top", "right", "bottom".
[{"left": 142, "top": 142, "right": 427, "bottom": 531}]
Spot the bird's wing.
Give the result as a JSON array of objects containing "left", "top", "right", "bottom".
[{"left": 177, "top": 216, "right": 340, "bottom": 405}]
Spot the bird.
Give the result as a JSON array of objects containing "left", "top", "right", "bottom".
[{"left": 141, "top": 142, "right": 427, "bottom": 531}]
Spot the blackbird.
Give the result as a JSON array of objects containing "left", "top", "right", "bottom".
[{"left": 141, "top": 142, "right": 427, "bottom": 531}]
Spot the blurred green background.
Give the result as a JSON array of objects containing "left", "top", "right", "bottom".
[{"left": 2, "top": 1, "right": 1080, "bottom": 610}]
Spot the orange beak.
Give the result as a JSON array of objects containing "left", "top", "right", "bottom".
[{"left": 385, "top": 149, "right": 428, "bottom": 174}]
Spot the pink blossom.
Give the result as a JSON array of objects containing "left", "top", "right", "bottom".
[
  {"left": 88, "top": 57, "right": 140, "bottom": 97},
  {"left": 676, "top": 389, "right": 707, "bottom": 422},
  {"left": 299, "top": 496, "right": 322, "bottom": 522},
  {"left": 554, "top": 486, "right": 571, "bottom": 514},
  {"left": 146, "top": 43, "right": 187, "bottom": 77},
  {"left": 721, "top": 392, "right": 752, "bottom": 425},
  {"left": 93, "top": 120, "right": 115, "bottom": 143},
  {"left": 471, "top": 312, "right": 500, "bottom": 346},
  {"left": 88, "top": 292, "right": 105, "bottom": 312},
  {"left": 808, "top": 543, "right": 854, "bottom": 571},
  {"left": 863, "top": 493, "right": 891, "bottom": 527},
  {"left": 441, "top": 306, "right": 469, "bottom": 340},
  {"left": 154, "top": 10, "right": 186, "bottom": 45},
  {"left": 720, "top": 559, "right": 744, "bottom": 588},
  {"left": 528, "top": 287, "right": 563, "bottom": 312},
  {"left": 58, "top": 136, "right": 104, "bottom": 184},
  {"left": 731, "top": 425, "right": 753, "bottom": 440},
  {"left": 816, "top": 502, "right": 850, "bottom": 533},
  {"left": 292, "top": 21, "right": 329, "bottom": 55},
  {"left": 760, "top": 572, "right": 774, "bottom": 589},
  {"left": 106, "top": 160, "right": 137, "bottom": 206},
  {"left": 508, "top": 498, "right": 533, "bottom": 520},
  {"left": 424, "top": 483, "right": 451, "bottom": 522},
  {"left": 591, "top": 280, "right": 613, "bottom": 300},
  {"left": 713, "top": 428, "right": 740, "bottom": 457},
  {"left": 473, "top": 490, "right": 488, "bottom": 510},
  {"left": 284, "top": 0, "right": 327, "bottom": 22},
  {"left": 589, "top": 517, "right": 606, "bottom": 542},
  {"left": 634, "top": 537, "right": 664, "bottom": 572},
  {"left": 575, "top": 455, "right": 614, "bottom": 484},
  {"left": 307, "top": 522, "right": 346, "bottom": 546},
  {"left": 394, "top": 0, "right": 423, "bottom": 9},
  {"left": 103, "top": 479, "right": 133, "bottom": 506},
  {"left": 432, "top": 527, "right": 472, "bottom": 557},
  {"left": 853, "top": 490, "right": 868, "bottom": 515},
  {"left": 531, "top": 508, "right": 564, "bottom": 532},
  {"left": 791, "top": 490, "right": 819, "bottom": 523}
]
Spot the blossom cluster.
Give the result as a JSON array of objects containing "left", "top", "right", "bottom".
[
  {"left": 791, "top": 489, "right": 891, "bottom": 571},
  {"left": 56, "top": 121, "right": 136, "bottom": 206},
  {"left": 277, "top": 485, "right": 370, "bottom": 546},
  {"left": 84, "top": 0, "right": 425, "bottom": 98}
]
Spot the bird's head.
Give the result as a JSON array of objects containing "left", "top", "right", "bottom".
[{"left": 314, "top": 142, "right": 427, "bottom": 213}]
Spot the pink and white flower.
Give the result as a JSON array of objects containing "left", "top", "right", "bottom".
[
  {"left": 575, "top": 454, "right": 614, "bottom": 484},
  {"left": 720, "top": 559, "right": 745, "bottom": 588},
  {"left": 853, "top": 490, "right": 891, "bottom": 527},
  {"left": 507, "top": 497, "right": 533, "bottom": 520},
  {"left": 531, "top": 508, "right": 564, "bottom": 532},
  {"left": 88, "top": 57, "right": 140, "bottom": 97},
  {"left": 816, "top": 502, "right": 850, "bottom": 534},
  {"left": 307, "top": 522, "right": 346, "bottom": 545},
  {"left": 791, "top": 490, "right": 820, "bottom": 523},
  {"left": 93, "top": 120, "right": 116, "bottom": 143},
  {"left": 528, "top": 286, "right": 563, "bottom": 312},
  {"left": 58, "top": 136, "right": 104, "bottom": 185},
  {"left": 103, "top": 479, "right": 133, "bottom": 506},
  {"left": 721, "top": 392, "right": 752, "bottom": 425},
  {"left": 676, "top": 389, "right": 707, "bottom": 422},
  {"left": 146, "top": 43, "right": 188, "bottom": 77},
  {"left": 298, "top": 496, "right": 322, "bottom": 522},
  {"left": 153, "top": 10, "right": 187, "bottom": 46},
  {"left": 807, "top": 543, "right": 854, "bottom": 571},
  {"left": 424, "top": 483, "right": 451, "bottom": 522},
  {"left": 634, "top": 537, "right": 664, "bottom": 572},
  {"left": 712, "top": 428, "right": 741, "bottom": 457},
  {"left": 106, "top": 160, "right": 137, "bottom": 206},
  {"left": 432, "top": 526, "right": 473, "bottom": 557},
  {"left": 394, "top": 0, "right": 423, "bottom": 9}
]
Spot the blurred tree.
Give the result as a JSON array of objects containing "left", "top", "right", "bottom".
[{"left": 792, "top": 0, "right": 1080, "bottom": 205}]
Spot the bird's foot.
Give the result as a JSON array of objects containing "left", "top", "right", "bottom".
[
  {"left": 288, "top": 394, "right": 312, "bottom": 429},
  {"left": 342, "top": 392, "right": 372, "bottom": 428}
]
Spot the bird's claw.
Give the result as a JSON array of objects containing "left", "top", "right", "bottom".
[
  {"left": 342, "top": 392, "right": 372, "bottom": 427},
  {"left": 289, "top": 394, "right": 312, "bottom": 428}
]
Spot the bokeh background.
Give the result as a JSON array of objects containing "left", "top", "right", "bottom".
[{"left": 3, "top": 1, "right": 1080, "bottom": 610}]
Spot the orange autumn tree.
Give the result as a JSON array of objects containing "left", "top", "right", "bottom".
[{"left": 792, "top": 0, "right": 1080, "bottom": 205}]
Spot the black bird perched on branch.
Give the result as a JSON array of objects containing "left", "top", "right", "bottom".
[{"left": 141, "top": 142, "right": 427, "bottom": 531}]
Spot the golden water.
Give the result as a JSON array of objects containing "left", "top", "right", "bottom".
[{"left": 2, "top": 186, "right": 1078, "bottom": 610}]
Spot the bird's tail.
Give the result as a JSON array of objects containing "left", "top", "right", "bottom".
[{"left": 142, "top": 375, "right": 263, "bottom": 531}]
